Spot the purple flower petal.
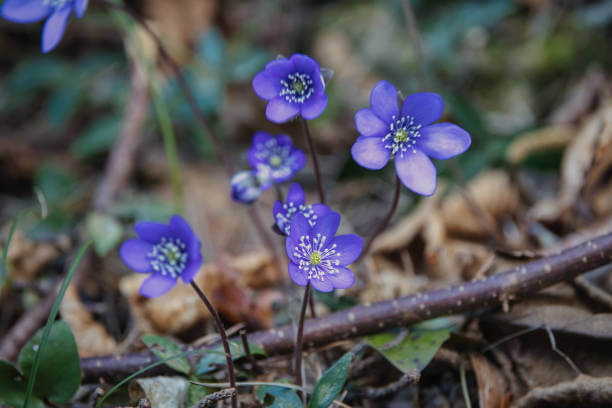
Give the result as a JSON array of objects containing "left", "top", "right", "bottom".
[
  {"left": 331, "top": 234, "right": 363, "bottom": 265},
  {"left": 286, "top": 214, "right": 310, "bottom": 263},
  {"left": 286, "top": 183, "right": 305, "bottom": 206},
  {"left": 311, "top": 277, "right": 333, "bottom": 292},
  {"left": 351, "top": 136, "right": 390, "bottom": 170},
  {"left": 312, "top": 211, "right": 341, "bottom": 241},
  {"left": 300, "top": 93, "right": 328, "bottom": 120},
  {"left": 252, "top": 131, "right": 273, "bottom": 147},
  {"left": 288, "top": 149, "right": 306, "bottom": 173},
  {"left": 134, "top": 221, "right": 172, "bottom": 244},
  {"left": 401, "top": 92, "right": 444, "bottom": 126},
  {"left": 370, "top": 80, "right": 399, "bottom": 124},
  {"left": 1, "top": 0, "right": 51, "bottom": 23},
  {"left": 355, "top": 108, "right": 387, "bottom": 138},
  {"left": 74, "top": 0, "right": 88, "bottom": 18},
  {"left": 328, "top": 266, "right": 355, "bottom": 290},
  {"left": 266, "top": 97, "right": 300, "bottom": 123},
  {"left": 252, "top": 72, "right": 281, "bottom": 100},
  {"left": 231, "top": 170, "right": 262, "bottom": 204},
  {"left": 290, "top": 53, "right": 317, "bottom": 76},
  {"left": 139, "top": 274, "right": 177, "bottom": 298},
  {"left": 395, "top": 149, "right": 437, "bottom": 196},
  {"left": 275, "top": 134, "right": 293, "bottom": 146},
  {"left": 41, "top": 5, "right": 71, "bottom": 53},
  {"left": 288, "top": 262, "right": 308, "bottom": 286},
  {"left": 264, "top": 58, "right": 294, "bottom": 78},
  {"left": 119, "top": 239, "right": 152, "bottom": 273},
  {"left": 170, "top": 215, "right": 201, "bottom": 260},
  {"left": 180, "top": 258, "right": 201, "bottom": 284},
  {"left": 311, "top": 203, "right": 331, "bottom": 218},
  {"left": 419, "top": 123, "right": 471, "bottom": 160}
]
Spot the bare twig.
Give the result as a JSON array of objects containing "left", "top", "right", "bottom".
[
  {"left": 544, "top": 326, "right": 582, "bottom": 376},
  {"left": 240, "top": 329, "right": 260, "bottom": 373},
  {"left": 355, "top": 371, "right": 419, "bottom": 399},
  {"left": 81, "top": 232, "right": 612, "bottom": 381}
]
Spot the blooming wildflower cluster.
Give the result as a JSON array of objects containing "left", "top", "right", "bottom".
[
  {"left": 351, "top": 80, "right": 471, "bottom": 196},
  {"left": 119, "top": 215, "right": 202, "bottom": 298},
  {"left": 253, "top": 53, "right": 328, "bottom": 123},
  {"left": 273, "top": 182, "right": 331, "bottom": 236},
  {"left": 1, "top": 0, "right": 88, "bottom": 52},
  {"left": 285, "top": 211, "right": 362, "bottom": 292},
  {"left": 231, "top": 132, "right": 305, "bottom": 204}
]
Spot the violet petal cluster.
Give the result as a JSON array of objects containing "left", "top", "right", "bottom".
[
  {"left": 253, "top": 53, "right": 328, "bottom": 123},
  {"left": 230, "top": 170, "right": 269, "bottom": 204},
  {"left": 119, "top": 215, "right": 203, "bottom": 298},
  {"left": 273, "top": 182, "right": 330, "bottom": 236},
  {"left": 1, "top": 0, "right": 88, "bottom": 53},
  {"left": 285, "top": 211, "right": 362, "bottom": 292},
  {"left": 248, "top": 132, "right": 306, "bottom": 184},
  {"left": 351, "top": 80, "right": 471, "bottom": 196}
]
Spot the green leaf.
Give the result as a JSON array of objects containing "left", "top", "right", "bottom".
[
  {"left": 197, "top": 27, "right": 225, "bottom": 71},
  {"left": 34, "top": 162, "right": 78, "bottom": 206},
  {"left": 194, "top": 340, "right": 266, "bottom": 376},
  {"left": 18, "top": 321, "right": 81, "bottom": 403},
  {"left": 256, "top": 383, "right": 302, "bottom": 408},
  {"left": 86, "top": 212, "right": 123, "bottom": 256},
  {"left": 186, "top": 383, "right": 210, "bottom": 406},
  {"left": 0, "top": 360, "right": 44, "bottom": 408},
  {"left": 71, "top": 115, "right": 121, "bottom": 158},
  {"left": 308, "top": 352, "right": 352, "bottom": 408},
  {"left": 141, "top": 334, "right": 191, "bottom": 375},
  {"left": 47, "top": 85, "right": 81, "bottom": 130},
  {"left": 365, "top": 322, "right": 450, "bottom": 374}
]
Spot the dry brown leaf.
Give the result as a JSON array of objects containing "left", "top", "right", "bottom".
[
  {"left": 514, "top": 375, "right": 612, "bottom": 408},
  {"left": 371, "top": 184, "right": 445, "bottom": 253},
  {"left": 469, "top": 353, "right": 509, "bottom": 408},
  {"left": 128, "top": 377, "right": 189, "bottom": 408},
  {"left": 360, "top": 256, "right": 429, "bottom": 304},
  {"left": 506, "top": 125, "right": 574, "bottom": 164},
  {"left": 60, "top": 284, "right": 117, "bottom": 357},
  {"left": 425, "top": 238, "right": 492, "bottom": 283},
  {"left": 5, "top": 229, "right": 58, "bottom": 284},
  {"left": 549, "top": 68, "right": 607, "bottom": 125},
  {"left": 441, "top": 170, "right": 520, "bottom": 238}
]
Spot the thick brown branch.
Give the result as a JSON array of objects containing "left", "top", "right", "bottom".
[{"left": 81, "top": 232, "right": 612, "bottom": 383}]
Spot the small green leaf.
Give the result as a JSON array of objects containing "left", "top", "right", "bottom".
[
  {"left": 256, "top": 383, "right": 302, "bottom": 408},
  {"left": 308, "top": 352, "right": 352, "bottom": 408},
  {"left": 197, "top": 27, "right": 225, "bottom": 71},
  {"left": 194, "top": 340, "right": 266, "bottom": 376},
  {"left": 186, "top": 383, "right": 210, "bottom": 406},
  {"left": 34, "top": 162, "right": 78, "bottom": 206},
  {"left": 141, "top": 334, "right": 191, "bottom": 375},
  {"left": 86, "top": 212, "right": 123, "bottom": 256},
  {"left": 365, "top": 322, "right": 450, "bottom": 374},
  {"left": 71, "top": 115, "right": 121, "bottom": 158},
  {"left": 0, "top": 360, "right": 45, "bottom": 408},
  {"left": 18, "top": 321, "right": 81, "bottom": 403}
]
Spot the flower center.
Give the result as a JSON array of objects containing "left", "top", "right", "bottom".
[
  {"left": 269, "top": 155, "right": 282, "bottom": 167},
  {"left": 147, "top": 237, "right": 188, "bottom": 279},
  {"left": 382, "top": 115, "right": 421, "bottom": 158},
  {"left": 280, "top": 73, "right": 314, "bottom": 104},
  {"left": 309, "top": 251, "right": 322, "bottom": 265},
  {"left": 293, "top": 233, "right": 341, "bottom": 281},
  {"left": 276, "top": 203, "right": 318, "bottom": 235}
]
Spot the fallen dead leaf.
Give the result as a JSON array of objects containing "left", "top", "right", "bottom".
[
  {"left": 128, "top": 376, "right": 189, "bottom": 408},
  {"left": 506, "top": 125, "right": 574, "bottom": 165},
  {"left": 5, "top": 229, "right": 58, "bottom": 284},
  {"left": 469, "top": 353, "right": 509, "bottom": 408}
]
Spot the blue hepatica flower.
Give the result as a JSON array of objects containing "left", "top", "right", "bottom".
[
  {"left": 230, "top": 170, "right": 270, "bottom": 204},
  {"left": 274, "top": 182, "right": 331, "bottom": 236},
  {"left": 286, "top": 211, "right": 362, "bottom": 292},
  {"left": 351, "top": 80, "right": 471, "bottom": 196},
  {"left": 119, "top": 215, "right": 203, "bottom": 298},
  {"left": 252, "top": 53, "right": 328, "bottom": 123},
  {"left": 1, "top": 0, "right": 88, "bottom": 53},
  {"left": 248, "top": 132, "right": 306, "bottom": 184}
]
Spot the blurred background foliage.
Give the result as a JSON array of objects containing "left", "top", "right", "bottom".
[{"left": 0, "top": 0, "right": 610, "bottom": 231}]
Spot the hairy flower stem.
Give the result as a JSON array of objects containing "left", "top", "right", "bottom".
[
  {"left": 300, "top": 118, "right": 326, "bottom": 204},
  {"left": 294, "top": 283, "right": 311, "bottom": 401},
  {"left": 362, "top": 175, "right": 401, "bottom": 256},
  {"left": 189, "top": 282, "right": 237, "bottom": 408}
]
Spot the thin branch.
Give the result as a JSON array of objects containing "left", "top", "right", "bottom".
[
  {"left": 362, "top": 175, "right": 401, "bottom": 257},
  {"left": 81, "top": 232, "right": 612, "bottom": 382},
  {"left": 301, "top": 118, "right": 325, "bottom": 204}
]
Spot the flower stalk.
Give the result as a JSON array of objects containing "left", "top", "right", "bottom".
[
  {"left": 190, "top": 281, "right": 238, "bottom": 408},
  {"left": 361, "top": 175, "right": 401, "bottom": 256},
  {"left": 294, "top": 282, "right": 311, "bottom": 401},
  {"left": 301, "top": 118, "right": 326, "bottom": 204}
]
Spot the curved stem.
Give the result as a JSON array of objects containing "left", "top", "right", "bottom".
[
  {"left": 300, "top": 118, "right": 325, "bottom": 204},
  {"left": 294, "top": 283, "right": 311, "bottom": 401},
  {"left": 362, "top": 175, "right": 401, "bottom": 256},
  {"left": 190, "top": 282, "right": 237, "bottom": 408}
]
